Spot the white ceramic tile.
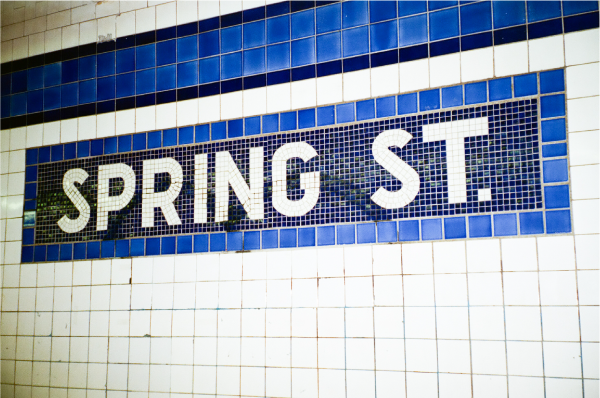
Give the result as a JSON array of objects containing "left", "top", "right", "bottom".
[
  {"left": 116, "top": 109, "right": 136, "bottom": 136},
  {"left": 430, "top": 53, "right": 461, "bottom": 88},
  {"left": 42, "top": 121, "right": 61, "bottom": 145},
  {"left": 537, "top": 236, "right": 576, "bottom": 270},
  {"left": 572, "top": 199, "right": 599, "bottom": 234},
  {"left": 501, "top": 238, "right": 537, "bottom": 271},
  {"left": 466, "top": 239, "right": 501, "bottom": 272},
  {"left": 566, "top": 63, "right": 599, "bottom": 99},
  {"left": 9, "top": 127, "right": 26, "bottom": 150},
  {"left": 243, "top": 87, "right": 267, "bottom": 117},
  {"left": 61, "top": 23, "right": 79, "bottom": 48},
  {"left": 135, "top": 6, "right": 156, "bottom": 33},
  {"left": 71, "top": 3, "right": 96, "bottom": 24},
  {"left": 199, "top": 1, "right": 220, "bottom": 20},
  {"left": 78, "top": 115, "right": 97, "bottom": 141},
  {"left": 399, "top": 59, "right": 429, "bottom": 93},
  {"left": 221, "top": 92, "right": 243, "bottom": 120},
  {"left": 460, "top": 47, "right": 494, "bottom": 83},
  {"left": 266, "top": 83, "right": 291, "bottom": 113},
  {"left": 575, "top": 234, "right": 600, "bottom": 270},
  {"left": 1, "top": 39, "right": 13, "bottom": 63},
  {"left": 529, "top": 35, "right": 565, "bottom": 72},
  {"left": 97, "top": 15, "right": 116, "bottom": 40},
  {"left": 568, "top": 97, "right": 600, "bottom": 132},
  {"left": 177, "top": 1, "right": 198, "bottom": 25},
  {"left": 565, "top": 28, "right": 599, "bottom": 66},
  {"left": 156, "top": 2, "right": 176, "bottom": 30},
  {"left": 494, "top": 42, "right": 528, "bottom": 77},
  {"left": 60, "top": 119, "right": 78, "bottom": 143},
  {"left": 316, "top": 75, "right": 343, "bottom": 106},
  {"left": 177, "top": 99, "right": 200, "bottom": 127},
  {"left": 12, "top": 36, "right": 29, "bottom": 60},
  {"left": 79, "top": 19, "right": 97, "bottom": 45},
  {"left": 47, "top": 10, "right": 71, "bottom": 31},
  {"left": 96, "top": 112, "right": 116, "bottom": 138},
  {"left": 291, "top": 79, "right": 317, "bottom": 110},
  {"left": 95, "top": 1, "right": 120, "bottom": 19},
  {"left": 343, "top": 69, "right": 371, "bottom": 102},
  {"left": 571, "top": 165, "right": 599, "bottom": 200},
  {"left": 116, "top": 10, "right": 135, "bottom": 38},
  {"left": 198, "top": 95, "right": 221, "bottom": 124},
  {"left": 156, "top": 103, "right": 177, "bottom": 129},
  {"left": 569, "top": 130, "right": 599, "bottom": 166},
  {"left": 371, "top": 64, "right": 400, "bottom": 97},
  {"left": 28, "top": 32, "right": 44, "bottom": 56},
  {"left": 577, "top": 270, "right": 599, "bottom": 305},
  {"left": 134, "top": 105, "right": 156, "bottom": 133},
  {"left": 44, "top": 28, "right": 62, "bottom": 53}
]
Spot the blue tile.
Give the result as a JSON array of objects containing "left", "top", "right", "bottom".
[
  {"left": 26, "top": 149, "right": 38, "bottom": 166},
  {"left": 460, "top": 1, "right": 492, "bottom": 35},
  {"left": 130, "top": 239, "right": 145, "bottom": 256},
  {"left": 47, "top": 245, "right": 59, "bottom": 261},
  {"left": 79, "top": 55, "right": 97, "bottom": 80},
  {"left": 357, "top": 99, "right": 375, "bottom": 121},
  {"left": 11, "top": 93, "right": 27, "bottom": 115},
  {"left": 542, "top": 143, "right": 567, "bottom": 158},
  {"left": 24, "top": 183, "right": 37, "bottom": 200},
  {"left": 157, "top": 39, "right": 176, "bottom": 66},
  {"left": 357, "top": 223, "right": 376, "bottom": 244},
  {"left": 469, "top": 215, "right": 492, "bottom": 238},
  {"left": 540, "top": 69, "right": 565, "bottom": 93},
  {"left": 398, "top": 1, "right": 427, "bottom": 17},
  {"left": 199, "top": 56, "right": 220, "bottom": 83},
  {"left": 34, "top": 245, "right": 46, "bottom": 262},
  {"left": 280, "top": 111, "right": 297, "bottom": 131},
  {"left": 156, "top": 65, "right": 176, "bottom": 91},
  {"left": 336, "top": 103, "right": 355, "bottom": 123},
  {"left": 541, "top": 118, "right": 566, "bottom": 142},
  {"left": 244, "top": 20, "right": 265, "bottom": 49},
  {"left": 27, "top": 67, "right": 43, "bottom": 91},
  {"left": 133, "top": 133, "right": 147, "bottom": 150},
  {"left": 298, "top": 227, "right": 316, "bottom": 247},
  {"left": 177, "top": 60, "right": 198, "bottom": 88},
  {"left": 44, "top": 63, "right": 62, "bottom": 87},
  {"left": 563, "top": 1, "right": 598, "bottom": 16},
  {"left": 136, "top": 43, "right": 155, "bottom": 70},
  {"left": 116, "top": 72, "right": 135, "bottom": 98},
  {"left": 212, "top": 122, "right": 227, "bottom": 140},
  {"left": 243, "top": 47, "right": 266, "bottom": 76},
  {"left": 163, "top": 129, "right": 177, "bottom": 146},
  {"left": 195, "top": 125, "right": 210, "bottom": 143},
  {"left": 148, "top": 131, "right": 161, "bottom": 149},
  {"left": 210, "top": 233, "right": 226, "bottom": 252},
  {"left": 298, "top": 108, "right": 315, "bottom": 129},
  {"left": 228, "top": 119, "right": 244, "bottom": 138},
  {"left": 430, "top": 1, "right": 458, "bottom": 11},
  {"left": 116, "top": 240, "right": 130, "bottom": 257},
  {"left": 445, "top": 217, "right": 467, "bottom": 239},
  {"left": 119, "top": 135, "right": 131, "bottom": 153},
  {"left": 543, "top": 159, "right": 569, "bottom": 183},
  {"left": 317, "top": 3, "right": 341, "bottom": 33},
  {"left": 546, "top": 210, "right": 571, "bottom": 233},
  {"left": 398, "top": 93, "right": 418, "bottom": 114},
  {"left": 267, "top": 42, "right": 291, "bottom": 71},
  {"left": 520, "top": 212, "right": 544, "bottom": 235},
  {"left": 370, "top": 20, "right": 398, "bottom": 52},
  {"left": 77, "top": 141, "right": 89, "bottom": 158},
  {"left": 442, "top": 86, "right": 463, "bottom": 108},
  {"left": 245, "top": 116, "right": 261, "bottom": 136},
  {"left": 292, "top": 9, "right": 315, "bottom": 39},
  {"left": 430, "top": 8, "right": 459, "bottom": 41},
  {"left": 342, "top": 0, "right": 368, "bottom": 28},
  {"left": 61, "top": 59, "right": 79, "bottom": 83},
  {"left": 175, "top": 235, "right": 192, "bottom": 254},
  {"left": 527, "top": 1, "right": 561, "bottom": 22},
  {"left": 262, "top": 230, "right": 279, "bottom": 249},
  {"left": 544, "top": 185, "right": 570, "bottom": 209},
  {"left": 342, "top": 26, "right": 369, "bottom": 57},
  {"left": 87, "top": 242, "right": 100, "bottom": 259},
  {"left": 39, "top": 147, "right": 50, "bottom": 163},
  {"left": 21, "top": 246, "right": 34, "bottom": 263},
  {"left": 227, "top": 232, "right": 243, "bottom": 251},
  {"left": 22, "top": 228, "right": 34, "bottom": 245},
  {"left": 370, "top": 1, "right": 397, "bottom": 22},
  {"left": 91, "top": 139, "right": 104, "bottom": 156},
  {"left": 193, "top": 235, "right": 209, "bottom": 253},
  {"left": 136, "top": 69, "right": 155, "bottom": 94},
  {"left": 221, "top": 25, "right": 242, "bottom": 54},
  {"left": 317, "top": 226, "right": 336, "bottom": 246},
  {"left": 262, "top": 114, "right": 278, "bottom": 134},
  {"left": 96, "top": 52, "right": 115, "bottom": 77},
  {"left": 97, "top": 76, "right": 115, "bottom": 101},
  {"left": 377, "top": 96, "right": 396, "bottom": 118},
  {"left": 73, "top": 242, "right": 86, "bottom": 260},
  {"left": 493, "top": 1, "right": 525, "bottom": 28},
  {"left": 26, "top": 89, "right": 42, "bottom": 113},
  {"left": 177, "top": 35, "right": 198, "bottom": 62},
  {"left": 145, "top": 238, "right": 160, "bottom": 256},
  {"left": 222, "top": 51, "right": 243, "bottom": 79},
  {"left": 60, "top": 244, "right": 73, "bottom": 261},
  {"left": 12, "top": 70, "right": 27, "bottom": 92},
  {"left": 398, "top": 14, "right": 428, "bottom": 47},
  {"left": 489, "top": 77, "right": 512, "bottom": 101},
  {"left": 292, "top": 37, "right": 315, "bottom": 67},
  {"left": 61, "top": 83, "right": 78, "bottom": 107},
  {"left": 179, "top": 126, "right": 194, "bottom": 145},
  {"left": 25, "top": 166, "right": 37, "bottom": 182},
  {"left": 494, "top": 214, "right": 517, "bottom": 236},
  {"left": 337, "top": 224, "right": 356, "bottom": 244},
  {"left": 43, "top": 86, "right": 61, "bottom": 110},
  {"left": 514, "top": 73, "right": 537, "bottom": 97},
  {"left": 267, "top": 15, "right": 290, "bottom": 44},
  {"left": 541, "top": 94, "right": 565, "bottom": 118},
  {"left": 422, "top": 218, "right": 442, "bottom": 240},
  {"left": 419, "top": 89, "right": 440, "bottom": 111},
  {"left": 280, "top": 229, "right": 297, "bottom": 248},
  {"left": 377, "top": 221, "right": 398, "bottom": 242},
  {"left": 244, "top": 231, "right": 260, "bottom": 250},
  {"left": 116, "top": 48, "right": 135, "bottom": 73},
  {"left": 79, "top": 79, "right": 96, "bottom": 104},
  {"left": 317, "top": 105, "right": 335, "bottom": 126},
  {"left": 317, "top": 32, "right": 341, "bottom": 63},
  {"left": 101, "top": 241, "right": 115, "bottom": 258},
  {"left": 104, "top": 137, "right": 117, "bottom": 154}
]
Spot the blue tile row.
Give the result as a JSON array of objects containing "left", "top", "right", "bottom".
[
  {"left": 20, "top": 209, "right": 572, "bottom": 262},
  {"left": 24, "top": 69, "right": 564, "bottom": 166}
]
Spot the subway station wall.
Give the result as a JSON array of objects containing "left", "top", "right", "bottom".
[{"left": 0, "top": 1, "right": 598, "bottom": 397}]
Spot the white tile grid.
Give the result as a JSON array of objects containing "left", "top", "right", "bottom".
[
  {"left": 0, "top": 238, "right": 598, "bottom": 397},
  {"left": 0, "top": 29, "right": 600, "bottom": 147}
]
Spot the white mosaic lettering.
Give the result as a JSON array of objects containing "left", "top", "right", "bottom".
[
  {"left": 194, "top": 153, "right": 208, "bottom": 224},
  {"left": 141, "top": 158, "right": 184, "bottom": 227},
  {"left": 96, "top": 163, "right": 136, "bottom": 231},
  {"left": 371, "top": 129, "right": 421, "bottom": 209},
  {"left": 57, "top": 168, "right": 90, "bottom": 233},
  {"left": 215, "top": 148, "right": 264, "bottom": 222},
  {"left": 272, "top": 142, "right": 320, "bottom": 217},
  {"left": 422, "top": 117, "right": 490, "bottom": 203}
]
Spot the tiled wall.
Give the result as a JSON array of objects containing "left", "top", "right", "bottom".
[{"left": 0, "top": 1, "right": 598, "bottom": 398}]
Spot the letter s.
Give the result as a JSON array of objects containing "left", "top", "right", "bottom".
[
  {"left": 57, "top": 168, "right": 91, "bottom": 233},
  {"left": 371, "top": 129, "right": 420, "bottom": 209}
]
